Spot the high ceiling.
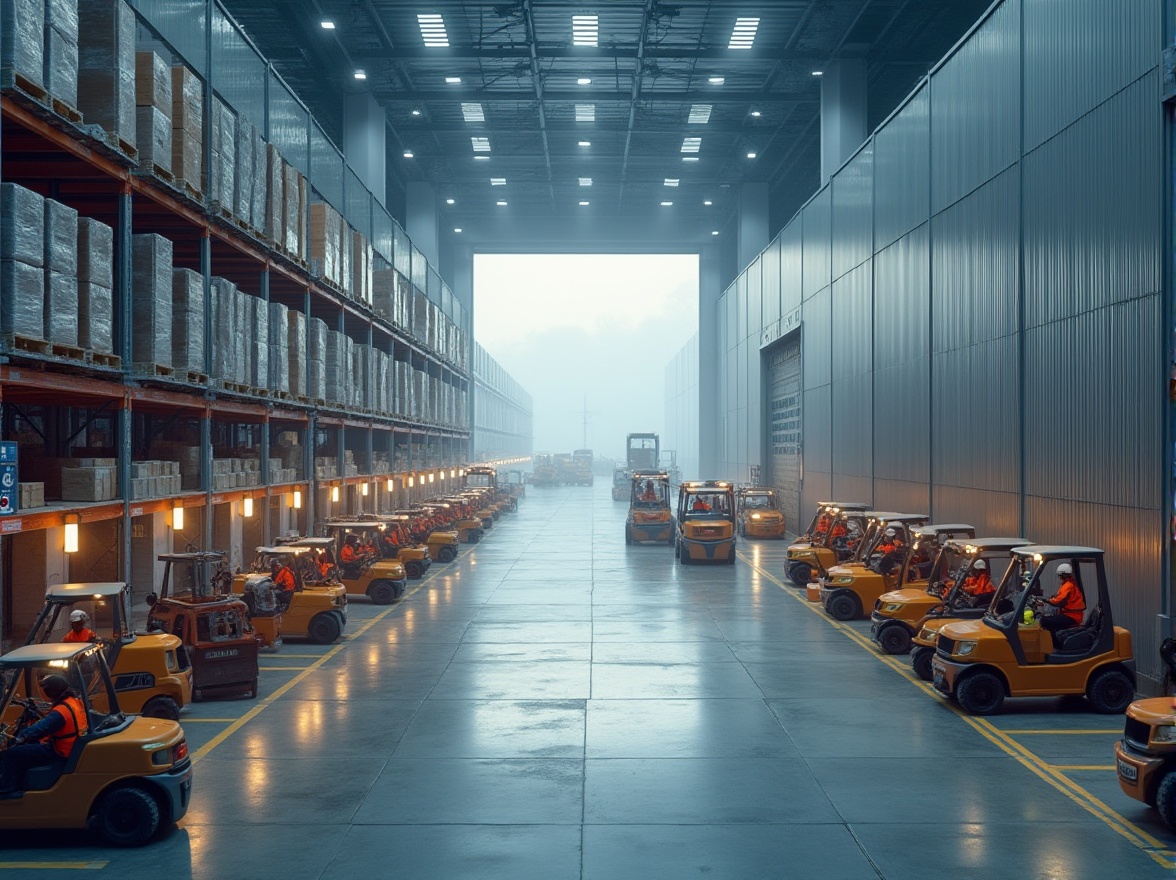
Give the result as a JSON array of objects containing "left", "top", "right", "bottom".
[{"left": 221, "top": 0, "right": 992, "bottom": 249}]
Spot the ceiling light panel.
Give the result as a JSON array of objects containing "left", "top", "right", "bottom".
[
  {"left": 471, "top": 137, "right": 491, "bottom": 152},
  {"left": 664, "top": 178, "right": 679, "bottom": 187},
  {"left": 461, "top": 103, "right": 485, "bottom": 122},
  {"left": 417, "top": 13, "right": 449, "bottom": 47},
  {"left": 728, "top": 17, "right": 760, "bottom": 49},
  {"left": 491, "top": 177, "right": 507, "bottom": 186},
  {"left": 572, "top": 15, "right": 598, "bottom": 47},
  {"left": 575, "top": 104, "right": 596, "bottom": 122},
  {"left": 688, "top": 104, "right": 712, "bottom": 124},
  {"left": 445, "top": 76, "right": 462, "bottom": 84},
  {"left": 681, "top": 137, "right": 702, "bottom": 153},
  {"left": 579, "top": 177, "right": 592, "bottom": 186}
]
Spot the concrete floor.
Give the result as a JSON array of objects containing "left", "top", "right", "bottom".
[{"left": 2, "top": 483, "right": 1174, "bottom": 878}]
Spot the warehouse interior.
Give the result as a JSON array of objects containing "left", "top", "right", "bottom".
[{"left": 0, "top": 0, "right": 1174, "bottom": 875}]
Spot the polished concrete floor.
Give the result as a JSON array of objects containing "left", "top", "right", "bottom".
[{"left": 2, "top": 484, "right": 1175, "bottom": 878}]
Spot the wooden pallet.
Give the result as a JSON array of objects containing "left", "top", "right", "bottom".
[
  {"left": 85, "top": 350, "right": 121, "bottom": 369},
  {"left": 106, "top": 132, "right": 136, "bottom": 160},
  {"left": 131, "top": 362, "right": 175, "bottom": 379},
  {"left": 1, "top": 69, "right": 48, "bottom": 101},
  {"left": 215, "top": 379, "right": 250, "bottom": 395},
  {"left": 50, "top": 97, "right": 82, "bottom": 124},
  {"left": 272, "top": 390, "right": 294, "bottom": 402},
  {"left": 49, "top": 341, "right": 85, "bottom": 361},
  {"left": 0, "top": 334, "right": 51, "bottom": 355},
  {"left": 142, "top": 163, "right": 175, "bottom": 184},
  {"left": 181, "top": 370, "right": 208, "bottom": 385},
  {"left": 173, "top": 178, "right": 203, "bottom": 202}
]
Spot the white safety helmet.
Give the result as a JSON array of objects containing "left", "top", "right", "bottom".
[
  {"left": 884, "top": 528, "right": 896, "bottom": 538},
  {"left": 69, "top": 609, "right": 88, "bottom": 623},
  {"left": 1057, "top": 563, "right": 1073, "bottom": 577},
  {"left": 973, "top": 560, "right": 987, "bottom": 571}
]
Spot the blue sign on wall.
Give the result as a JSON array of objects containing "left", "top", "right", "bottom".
[{"left": 0, "top": 442, "right": 18, "bottom": 515}]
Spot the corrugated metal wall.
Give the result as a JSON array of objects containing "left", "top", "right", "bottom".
[{"left": 713, "top": 0, "right": 1167, "bottom": 683}]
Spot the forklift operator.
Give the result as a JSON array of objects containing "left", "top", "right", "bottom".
[
  {"left": 270, "top": 560, "right": 297, "bottom": 610},
  {"left": 0, "top": 675, "right": 88, "bottom": 798},
  {"left": 62, "top": 610, "right": 98, "bottom": 644},
  {"left": 961, "top": 559, "right": 995, "bottom": 605},
  {"left": 640, "top": 481, "right": 658, "bottom": 502},
  {"left": 1040, "top": 563, "right": 1086, "bottom": 641},
  {"left": 691, "top": 496, "right": 711, "bottom": 512}
]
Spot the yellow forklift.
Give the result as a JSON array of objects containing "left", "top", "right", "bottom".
[
  {"left": 931, "top": 545, "right": 1135, "bottom": 716},
  {"left": 625, "top": 470, "right": 675, "bottom": 545},
  {"left": 396, "top": 508, "right": 461, "bottom": 562},
  {"left": 0, "top": 643, "right": 191, "bottom": 845},
  {"left": 232, "top": 545, "right": 348, "bottom": 643},
  {"left": 735, "top": 487, "right": 787, "bottom": 539},
  {"left": 675, "top": 480, "right": 737, "bottom": 564},
  {"left": 291, "top": 529, "right": 409, "bottom": 603},
  {"left": 785, "top": 501, "right": 871, "bottom": 585},
  {"left": 333, "top": 516, "right": 433, "bottom": 576},
  {"left": 24, "top": 582, "right": 193, "bottom": 720},
  {"left": 1115, "top": 640, "right": 1176, "bottom": 827}
]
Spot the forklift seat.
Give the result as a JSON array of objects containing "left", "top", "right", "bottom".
[
  {"left": 23, "top": 761, "right": 65, "bottom": 791},
  {"left": 1047, "top": 606, "right": 1103, "bottom": 659}
]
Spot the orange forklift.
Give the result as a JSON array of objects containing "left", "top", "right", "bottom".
[
  {"left": 785, "top": 501, "right": 870, "bottom": 585},
  {"left": 299, "top": 527, "right": 410, "bottom": 600},
  {"left": 232, "top": 545, "right": 348, "bottom": 644},
  {"left": 332, "top": 517, "right": 433, "bottom": 576},
  {"left": 440, "top": 496, "right": 486, "bottom": 543},
  {"left": 1115, "top": 640, "right": 1176, "bottom": 827},
  {"left": 396, "top": 507, "right": 460, "bottom": 563},
  {"left": 145, "top": 552, "right": 260, "bottom": 701},
  {"left": 931, "top": 545, "right": 1135, "bottom": 715}
]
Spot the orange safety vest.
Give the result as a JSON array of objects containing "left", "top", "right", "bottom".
[
  {"left": 63, "top": 627, "right": 97, "bottom": 643},
  {"left": 318, "top": 557, "right": 332, "bottom": 577},
  {"left": 273, "top": 566, "right": 296, "bottom": 591},
  {"left": 1050, "top": 578, "right": 1086, "bottom": 624},
  {"left": 46, "top": 696, "right": 87, "bottom": 759},
  {"left": 341, "top": 544, "right": 359, "bottom": 563},
  {"left": 962, "top": 573, "right": 994, "bottom": 598}
]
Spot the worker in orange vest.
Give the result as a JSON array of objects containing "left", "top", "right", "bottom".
[
  {"left": 961, "top": 559, "right": 995, "bottom": 605},
  {"left": 270, "top": 559, "right": 297, "bottom": 609},
  {"left": 62, "top": 609, "right": 98, "bottom": 643},
  {"left": 0, "top": 674, "right": 88, "bottom": 797},
  {"left": 1041, "top": 563, "right": 1086, "bottom": 642}
]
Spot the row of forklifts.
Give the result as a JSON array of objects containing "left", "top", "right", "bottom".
[
  {"left": 0, "top": 467, "right": 522, "bottom": 845},
  {"left": 531, "top": 450, "right": 593, "bottom": 487},
  {"left": 786, "top": 500, "right": 1176, "bottom": 832}
]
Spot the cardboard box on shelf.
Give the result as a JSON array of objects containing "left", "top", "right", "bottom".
[
  {"left": 134, "top": 51, "right": 171, "bottom": 113},
  {"left": 76, "top": 0, "right": 136, "bottom": 150},
  {"left": 130, "top": 234, "right": 173, "bottom": 366}
]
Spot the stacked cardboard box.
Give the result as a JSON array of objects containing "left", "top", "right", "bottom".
[
  {"left": 324, "top": 330, "right": 347, "bottom": 404},
  {"left": 267, "top": 302, "right": 289, "bottom": 394},
  {"left": 171, "top": 268, "right": 203, "bottom": 373},
  {"left": 352, "top": 232, "right": 373, "bottom": 306},
  {"left": 61, "top": 458, "right": 117, "bottom": 502},
  {"left": 134, "top": 51, "right": 171, "bottom": 175},
  {"left": 286, "top": 309, "right": 307, "bottom": 397},
  {"left": 44, "top": 0, "right": 78, "bottom": 108},
  {"left": 248, "top": 294, "right": 267, "bottom": 389},
  {"left": 306, "top": 317, "right": 327, "bottom": 399},
  {"left": 283, "top": 162, "right": 301, "bottom": 258},
  {"left": 129, "top": 460, "right": 182, "bottom": 500},
  {"left": 207, "top": 97, "right": 236, "bottom": 212},
  {"left": 234, "top": 117, "right": 255, "bottom": 224},
  {"left": 1, "top": 183, "right": 45, "bottom": 339},
  {"left": 264, "top": 144, "right": 284, "bottom": 246},
  {"left": 211, "top": 458, "right": 261, "bottom": 491},
  {"left": 309, "top": 202, "right": 341, "bottom": 287},
  {"left": 314, "top": 456, "right": 337, "bottom": 480},
  {"left": 338, "top": 222, "right": 353, "bottom": 297},
  {"left": 209, "top": 277, "right": 237, "bottom": 382},
  {"left": 77, "top": 0, "right": 135, "bottom": 151},
  {"left": 44, "top": 198, "right": 78, "bottom": 345},
  {"left": 171, "top": 65, "right": 202, "bottom": 190},
  {"left": 19, "top": 482, "right": 45, "bottom": 510},
  {"left": 412, "top": 368, "right": 426, "bottom": 420},
  {"left": 77, "top": 217, "right": 113, "bottom": 353},
  {"left": 130, "top": 234, "right": 172, "bottom": 366},
  {"left": 150, "top": 442, "right": 200, "bottom": 491},
  {"left": 2, "top": 0, "right": 45, "bottom": 88}
]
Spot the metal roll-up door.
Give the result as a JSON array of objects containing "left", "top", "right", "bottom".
[{"left": 766, "top": 338, "right": 802, "bottom": 531}]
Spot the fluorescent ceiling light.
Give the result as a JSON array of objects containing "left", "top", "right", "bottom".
[
  {"left": 712, "top": 230, "right": 720, "bottom": 236},
  {"left": 660, "top": 201, "right": 673, "bottom": 206},
  {"left": 578, "top": 140, "right": 591, "bottom": 147},
  {"left": 728, "top": 17, "right": 760, "bottom": 49},
  {"left": 491, "top": 177, "right": 507, "bottom": 186},
  {"left": 747, "top": 152, "right": 757, "bottom": 159},
  {"left": 579, "top": 177, "right": 592, "bottom": 186},
  {"left": 461, "top": 103, "right": 485, "bottom": 122},
  {"left": 708, "top": 76, "right": 725, "bottom": 85},
  {"left": 579, "top": 200, "right": 590, "bottom": 206},
  {"left": 688, "top": 104, "right": 712, "bottom": 124},
  {"left": 471, "top": 136, "right": 491, "bottom": 152},
  {"left": 572, "top": 14, "right": 598, "bottom": 47},
  {"left": 811, "top": 70, "right": 824, "bottom": 76},
  {"left": 577, "top": 77, "right": 592, "bottom": 85},
  {"left": 446, "top": 198, "right": 455, "bottom": 204},
  {"left": 445, "top": 76, "right": 462, "bottom": 84},
  {"left": 703, "top": 200, "right": 713, "bottom": 206},
  {"left": 353, "top": 70, "right": 367, "bottom": 80},
  {"left": 320, "top": 20, "right": 335, "bottom": 30},
  {"left": 750, "top": 110, "right": 762, "bottom": 117},
  {"left": 575, "top": 104, "right": 595, "bottom": 122},
  {"left": 681, "top": 137, "right": 702, "bottom": 153},
  {"left": 473, "top": 155, "right": 490, "bottom": 161},
  {"left": 496, "top": 200, "right": 508, "bottom": 206},
  {"left": 664, "top": 178, "right": 679, "bottom": 187},
  {"left": 454, "top": 227, "right": 462, "bottom": 233},
  {"left": 403, "top": 150, "right": 414, "bottom": 158},
  {"left": 682, "top": 156, "right": 699, "bottom": 162},
  {"left": 417, "top": 13, "right": 450, "bottom": 47},
  {"left": 411, "top": 109, "right": 421, "bottom": 116}
]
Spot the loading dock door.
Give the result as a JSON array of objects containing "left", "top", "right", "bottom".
[{"left": 766, "top": 338, "right": 802, "bottom": 532}]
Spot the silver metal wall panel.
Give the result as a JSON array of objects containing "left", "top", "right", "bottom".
[
  {"left": 1023, "top": 73, "right": 1163, "bottom": 330},
  {"left": 1025, "top": 497, "right": 1163, "bottom": 685},
  {"left": 132, "top": 0, "right": 207, "bottom": 76},
  {"left": 802, "top": 287, "right": 831, "bottom": 391},
  {"left": 931, "top": 335, "right": 1020, "bottom": 493},
  {"left": 873, "top": 225, "right": 929, "bottom": 370},
  {"left": 780, "top": 221, "right": 804, "bottom": 315},
  {"left": 801, "top": 472, "right": 834, "bottom": 527},
  {"left": 345, "top": 168, "right": 372, "bottom": 239},
  {"left": 931, "top": 168, "right": 1019, "bottom": 353},
  {"left": 746, "top": 341, "right": 762, "bottom": 468},
  {"left": 933, "top": 485, "right": 1022, "bottom": 536},
  {"left": 746, "top": 257, "right": 762, "bottom": 341},
  {"left": 802, "top": 187, "right": 832, "bottom": 299},
  {"left": 372, "top": 209, "right": 394, "bottom": 265},
  {"left": 831, "top": 372, "right": 872, "bottom": 478},
  {"left": 310, "top": 123, "right": 344, "bottom": 211},
  {"left": 873, "top": 359, "right": 930, "bottom": 484},
  {"left": 802, "top": 385, "right": 832, "bottom": 475},
  {"left": 735, "top": 273, "right": 748, "bottom": 344},
  {"left": 930, "top": 0, "right": 1021, "bottom": 214},
  {"left": 725, "top": 286, "right": 738, "bottom": 354},
  {"left": 210, "top": 4, "right": 265, "bottom": 132},
  {"left": 1023, "top": 0, "right": 1161, "bottom": 152},
  {"left": 831, "top": 143, "right": 874, "bottom": 282},
  {"left": 267, "top": 74, "right": 309, "bottom": 174},
  {"left": 833, "top": 474, "right": 872, "bottom": 503},
  {"left": 831, "top": 262, "right": 872, "bottom": 382},
  {"left": 874, "top": 83, "right": 929, "bottom": 251},
  {"left": 1024, "top": 296, "right": 1161, "bottom": 509},
  {"left": 874, "top": 479, "right": 928, "bottom": 517},
  {"left": 761, "top": 238, "right": 782, "bottom": 327}
]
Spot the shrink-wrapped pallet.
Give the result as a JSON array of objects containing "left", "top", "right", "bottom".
[
  {"left": 297, "top": 174, "right": 308, "bottom": 262},
  {"left": 372, "top": 267, "right": 394, "bottom": 322},
  {"left": 1, "top": 259, "right": 45, "bottom": 337},
  {"left": 267, "top": 302, "right": 289, "bottom": 394},
  {"left": 250, "top": 132, "right": 266, "bottom": 232},
  {"left": 234, "top": 286, "right": 249, "bottom": 385},
  {"left": 338, "top": 220, "right": 353, "bottom": 296},
  {"left": 264, "top": 145, "right": 283, "bottom": 244},
  {"left": 130, "top": 233, "right": 172, "bottom": 366},
  {"left": 412, "top": 369, "right": 426, "bottom": 419},
  {"left": 2, "top": 0, "right": 44, "bottom": 88},
  {"left": 324, "top": 330, "right": 344, "bottom": 403},
  {"left": 286, "top": 309, "right": 306, "bottom": 397},
  {"left": 135, "top": 106, "right": 171, "bottom": 174},
  {"left": 411, "top": 289, "right": 427, "bottom": 342},
  {"left": 77, "top": 281, "right": 112, "bottom": 352},
  {"left": 249, "top": 295, "right": 267, "bottom": 389},
  {"left": 207, "top": 98, "right": 236, "bottom": 212},
  {"left": 76, "top": 215, "right": 112, "bottom": 286},
  {"left": 135, "top": 51, "right": 171, "bottom": 113},
  {"left": 353, "top": 233, "right": 373, "bottom": 306},
  {"left": 171, "top": 268, "right": 203, "bottom": 373},
  {"left": 209, "top": 277, "right": 238, "bottom": 381},
  {"left": 76, "top": 0, "right": 136, "bottom": 150},
  {"left": 283, "top": 162, "right": 300, "bottom": 257},
  {"left": 309, "top": 202, "right": 339, "bottom": 284},
  {"left": 306, "top": 317, "right": 327, "bottom": 399},
  {"left": 2, "top": 183, "right": 45, "bottom": 267},
  {"left": 234, "top": 118, "right": 255, "bottom": 225},
  {"left": 45, "top": 270, "right": 78, "bottom": 345},
  {"left": 43, "top": 199, "right": 77, "bottom": 275},
  {"left": 171, "top": 65, "right": 202, "bottom": 189},
  {"left": 44, "top": 0, "right": 78, "bottom": 108}
]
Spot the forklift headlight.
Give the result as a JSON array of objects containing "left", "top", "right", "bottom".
[
  {"left": 835, "top": 577, "right": 855, "bottom": 585},
  {"left": 1152, "top": 725, "right": 1176, "bottom": 744},
  {"left": 884, "top": 604, "right": 903, "bottom": 613},
  {"left": 918, "top": 627, "right": 937, "bottom": 642},
  {"left": 750, "top": 514, "right": 762, "bottom": 520},
  {"left": 955, "top": 641, "right": 977, "bottom": 657}
]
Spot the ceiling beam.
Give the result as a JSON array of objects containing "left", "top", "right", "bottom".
[
  {"left": 342, "top": 46, "right": 825, "bottom": 61},
  {"left": 521, "top": 0, "right": 556, "bottom": 209},
  {"left": 372, "top": 89, "right": 816, "bottom": 104},
  {"left": 389, "top": 121, "right": 805, "bottom": 135},
  {"left": 618, "top": 0, "right": 656, "bottom": 203}
]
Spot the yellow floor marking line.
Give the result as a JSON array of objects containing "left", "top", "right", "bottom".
[
  {"left": 267, "top": 653, "right": 323, "bottom": 659},
  {"left": 259, "top": 666, "right": 312, "bottom": 671},
  {"left": 177, "top": 718, "right": 239, "bottom": 723},
  {"left": 189, "top": 565, "right": 445, "bottom": 766},
  {"left": 740, "top": 551, "right": 1176, "bottom": 870},
  {"left": 1001, "top": 729, "right": 1120, "bottom": 735},
  {"left": 0, "top": 863, "right": 107, "bottom": 870},
  {"left": 1054, "top": 765, "right": 1117, "bottom": 771}
]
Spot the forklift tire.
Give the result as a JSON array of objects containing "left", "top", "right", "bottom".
[
  {"left": 1156, "top": 771, "right": 1176, "bottom": 821},
  {"left": 727, "top": 547, "right": 736, "bottom": 565},
  {"left": 438, "top": 546, "right": 457, "bottom": 563},
  {"left": 826, "top": 592, "right": 860, "bottom": 622},
  {"left": 679, "top": 543, "right": 691, "bottom": 565},
  {"left": 625, "top": 527, "right": 632, "bottom": 545},
  {"left": 955, "top": 670, "right": 1005, "bottom": 716},
  {"left": 405, "top": 562, "right": 423, "bottom": 579},
  {"left": 667, "top": 532, "right": 675, "bottom": 546},
  {"left": 140, "top": 695, "right": 181, "bottom": 721},
  {"left": 788, "top": 563, "right": 812, "bottom": 586},
  {"left": 1086, "top": 667, "right": 1135, "bottom": 714},
  {"left": 308, "top": 612, "right": 343, "bottom": 645},
  {"left": 369, "top": 580, "right": 399, "bottom": 605},
  {"left": 95, "top": 786, "right": 161, "bottom": 847},
  {"left": 248, "top": 678, "right": 259, "bottom": 699},
  {"left": 911, "top": 647, "right": 935, "bottom": 682},
  {"left": 877, "top": 624, "right": 912, "bottom": 655}
]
